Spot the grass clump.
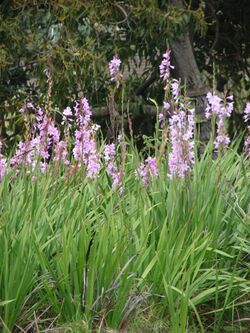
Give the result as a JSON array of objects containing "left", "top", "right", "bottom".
[{"left": 0, "top": 140, "right": 249, "bottom": 332}]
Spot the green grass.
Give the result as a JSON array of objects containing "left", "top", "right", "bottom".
[{"left": 0, "top": 141, "right": 249, "bottom": 332}]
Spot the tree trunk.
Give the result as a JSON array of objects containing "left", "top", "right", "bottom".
[{"left": 170, "top": 0, "right": 211, "bottom": 146}]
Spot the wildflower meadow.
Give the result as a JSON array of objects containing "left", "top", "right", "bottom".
[{"left": 0, "top": 51, "right": 249, "bottom": 333}]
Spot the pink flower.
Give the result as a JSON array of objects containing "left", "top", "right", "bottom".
[
  {"left": 243, "top": 102, "right": 250, "bottom": 156},
  {"left": 36, "top": 116, "right": 60, "bottom": 160},
  {"left": 48, "top": 121, "right": 60, "bottom": 143},
  {"left": 19, "top": 103, "right": 34, "bottom": 113},
  {"left": 10, "top": 140, "right": 36, "bottom": 167},
  {"left": 225, "top": 96, "right": 234, "bottom": 117},
  {"left": 62, "top": 107, "right": 73, "bottom": 126},
  {"left": 35, "top": 107, "right": 44, "bottom": 124},
  {"left": 135, "top": 156, "right": 158, "bottom": 185},
  {"left": 205, "top": 92, "right": 221, "bottom": 119},
  {"left": 171, "top": 79, "right": 179, "bottom": 101},
  {"left": 73, "top": 97, "right": 100, "bottom": 178},
  {"left": 109, "top": 55, "right": 122, "bottom": 86},
  {"left": 54, "top": 141, "right": 67, "bottom": 162},
  {"left": 243, "top": 102, "right": 250, "bottom": 122},
  {"left": 40, "top": 162, "right": 47, "bottom": 174},
  {"left": 159, "top": 49, "right": 174, "bottom": 84},
  {"left": 206, "top": 92, "right": 233, "bottom": 152},
  {"left": 244, "top": 134, "right": 250, "bottom": 157},
  {"left": 135, "top": 162, "right": 148, "bottom": 185},
  {"left": 91, "top": 124, "right": 100, "bottom": 133},
  {"left": 104, "top": 143, "right": 116, "bottom": 162},
  {"left": 27, "top": 102, "right": 34, "bottom": 109},
  {"left": 63, "top": 107, "right": 72, "bottom": 117},
  {"left": 163, "top": 101, "right": 170, "bottom": 110},
  {"left": 104, "top": 143, "right": 123, "bottom": 191},
  {"left": 168, "top": 109, "right": 195, "bottom": 179},
  {"left": 14, "top": 109, "right": 62, "bottom": 170},
  {"left": 0, "top": 141, "right": 7, "bottom": 181},
  {"left": 214, "top": 134, "right": 230, "bottom": 150},
  {"left": 87, "top": 153, "right": 100, "bottom": 179},
  {"left": 145, "top": 157, "right": 158, "bottom": 177}
]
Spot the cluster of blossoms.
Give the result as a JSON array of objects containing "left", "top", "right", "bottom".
[
  {"left": 159, "top": 79, "right": 179, "bottom": 128},
  {"left": 10, "top": 106, "right": 61, "bottom": 172},
  {"left": 1, "top": 52, "right": 248, "bottom": 189},
  {"left": 8, "top": 97, "right": 102, "bottom": 180},
  {"left": 10, "top": 140, "right": 35, "bottom": 168},
  {"left": 0, "top": 141, "right": 7, "bottom": 182},
  {"left": 0, "top": 56, "right": 128, "bottom": 190},
  {"left": 39, "top": 115, "right": 60, "bottom": 161},
  {"left": 168, "top": 108, "right": 195, "bottom": 179},
  {"left": 158, "top": 50, "right": 174, "bottom": 128},
  {"left": 171, "top": 79, "right": 180, "bottom": 101},
  {"left": 159, "top": 50, "right": 195, "bottom": 179},
  {"left": 54, "top": 140, "right": 68, "bottom": 164},
  {"left": 19, "top": 102, "right": 35, "bottom": 114},
  {"left": 2, "top": 92, "right": 128, "bottom": 190},
  {"left": 62, "top": 106, "right": 73, "bottom": 125},
  {"left": 104, "top": 143, "right": 123, "bottom": 192},
  {"left": 109, "top": 55, "right": 122, "bottom": 87},
  {"left": 73, "top": 97, "right": 100, "bottom": 179},
  {"left": 159, "top": 101, "right": 171, "bottom": 128},
  {"left": 159, "top": 49, "right": 174, "bottom": 87},
  {"left": 243, "top": 102, "right": 250, "bottom": 156},
  {"left": 135, "top": 156, "right": 158, "bottom": 185},
  {"left": 206, "top": 92, "right": 233, "bottom": 152}
]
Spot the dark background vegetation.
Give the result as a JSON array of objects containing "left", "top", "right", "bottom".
[{"left": 0, "top": 0, "right": 249, "bottom": 147}]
